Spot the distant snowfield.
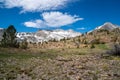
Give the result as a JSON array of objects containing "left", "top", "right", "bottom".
[{"left": 17, "top": 29, "right": 81, "bottom": 43}]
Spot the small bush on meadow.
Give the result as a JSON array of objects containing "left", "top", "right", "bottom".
[
  {"left": 106, "top": 43, "right": 120, "bottom": 56},
  {"left": 19, "top": 39, "right": 28, "bottom": 49},
  {"left": 90, "top": 44, "right": 95, "bottom": 49}
]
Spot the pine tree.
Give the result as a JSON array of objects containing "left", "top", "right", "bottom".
[
  {"left": 1, "top": 25, "right": 19, "bottom": 48},
  {"left": 1, "top": 31, "right": 7, "bottom": 47}
]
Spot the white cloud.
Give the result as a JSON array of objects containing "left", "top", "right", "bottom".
[
  {"left": 24, "top": 20, "right": 46, "bottom": 28},
  {"left": 1, "top": 0, "right": 71, "bottom": 12},
  {"left": 24, "top": 11, "right": 83, "bottom": 28},
  {"left": 42, "top": 12, "right": 83, "bottom": 27},
  {"left": 77, "top": 27, "right": 86, "bottom": 30}
]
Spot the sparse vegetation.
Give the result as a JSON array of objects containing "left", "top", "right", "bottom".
[{"left": 0, "top": 47, "right": 120, "bottom": 80}]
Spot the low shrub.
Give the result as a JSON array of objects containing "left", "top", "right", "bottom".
[
  {"left": 106, "top": 43, "right": 120, "bottom": 56},
  {"left": 19, "top": 40, "right": 28, "bottom": 49},
  {"left": 90, "top": 44, "right": 95, "bottom": 49}
]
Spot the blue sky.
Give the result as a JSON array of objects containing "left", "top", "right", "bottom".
[{"left": 0, "top": 0, "right": 120, "bottom": 33}]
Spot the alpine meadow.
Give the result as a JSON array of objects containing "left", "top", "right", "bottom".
[{"left": 0, "top": 0, "right": 120, "bottom": 80}]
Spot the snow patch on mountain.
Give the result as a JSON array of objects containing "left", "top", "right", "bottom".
[
  {"left": 17, "top": 29, "right": 81, "bottom": 43},
  {"left": 95, "top": 22, "right": 118, "bottom": 30}
]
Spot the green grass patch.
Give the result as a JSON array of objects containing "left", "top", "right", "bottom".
[
  {"left": 0, "top": 46, "right": 108, "bottom": 60},
  {"left": 0, "top": 52, "right": 35, "bottom": 59},
  {"left": 95, "top": 44, "right": 109, "bottom": 50},
  {"left": 0, "top": 48, "right": 59, "bottom": 59}
]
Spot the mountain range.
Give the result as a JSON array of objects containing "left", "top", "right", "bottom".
[
  {"left": 17, "top": 29, "right": 81, "bottom": 43},
  {"left": 0, "top": 22, "right": 119, "bottom": 43}
]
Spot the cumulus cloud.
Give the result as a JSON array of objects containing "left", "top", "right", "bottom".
[
  {"left": 0, "top": 0, "right": 71, "bottom": 12},
  {"left": 24, "top": 20, "right": 46, "bottom": 28},
  {"left": 42, "top": 12, "right": 83, "bottom": 27},
  {"left": 24, "top": 11, "right": 83, "bottom": 28}
]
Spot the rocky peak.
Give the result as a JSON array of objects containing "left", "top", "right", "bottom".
[{"left": 96, "top": 22, "right": 118, "bottom": 30}]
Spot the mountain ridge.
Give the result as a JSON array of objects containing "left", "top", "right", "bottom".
[
  {"left": 17, "top": 29, "right": 81, "bottom": 43},
  {"left": 0, "top": 22, "right": 119, "bottom": 43},
  {"left": 95, "top": 22, "right": 119, "bottom": 30},
  {"left": 88, "top": 22, "right": 119, "bottom": 34}
]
